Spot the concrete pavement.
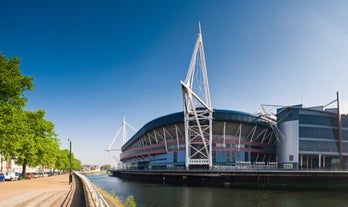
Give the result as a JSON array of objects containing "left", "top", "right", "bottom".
[{"left": 0, "top": 174, "right": 84, "bottom": 207}]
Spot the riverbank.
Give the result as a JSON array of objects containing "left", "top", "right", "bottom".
[
  {"left": 111, "top": 170, "right": 348, "bottom": 191},
  {"left": 74, "top": 172, "right": 124, "bottom": 207},
  {"left": 81, "top": 170, "right": 108, "bottom": 175}
]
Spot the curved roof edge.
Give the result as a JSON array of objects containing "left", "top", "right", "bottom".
[{"left": 122, "top": 109, "right": 270, "bottom": 150}]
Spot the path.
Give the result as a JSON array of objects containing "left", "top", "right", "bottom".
[{"left": 0, "top": 174, "right": 84, "bottom": 207}]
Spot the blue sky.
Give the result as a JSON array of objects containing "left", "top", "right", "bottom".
[{"left": 1, "top": 0, "right": 348, "bottom": 165}]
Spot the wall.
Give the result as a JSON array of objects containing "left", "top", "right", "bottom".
[{"left": 278, "top": 120, "right": 299, "bottom": 168}]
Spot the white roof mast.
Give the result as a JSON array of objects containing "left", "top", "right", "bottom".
[{"left": 181, "top": 22, "right": 213, "bottom": 169}]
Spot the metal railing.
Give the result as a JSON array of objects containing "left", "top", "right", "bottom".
[{"left": 74, "top": 172, "right": 109, "bottom": 207}]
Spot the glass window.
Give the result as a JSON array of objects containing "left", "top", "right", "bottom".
[
  {"left": 300, "top": 114, "right": 337, "bottom": 126},
  {"left": 299, "top": 140, "right": 338, "bottom": 153},
  {"left": 212, "top": 151, "right": 216, "bottom": 162},
  {"left": 343, "top": 143, "right": 348, "bottom": 153},
  {"left": 342, "top": 117, "right": 348, "bottom": 127},
  {"left": 226, "top": 151, "right": 231, "bottom": 162},
  {"left": 231, "top": 115, "right": 237, "bottom": 121},
  {"left": 299, "top": 127, "right": 337, "bottom": 140},
  {"left": 174, "top": 152, "right": 177, "bottom": 163},
  {"left": 343, "top": 130, "right": 348, "bottom": 141}
]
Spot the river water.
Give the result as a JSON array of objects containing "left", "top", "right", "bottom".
[{"left": 86, "top": 174, "right": 348, "bottom": 207}]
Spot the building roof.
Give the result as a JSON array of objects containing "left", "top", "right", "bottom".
[{"left": 122, "top": 109, "right": 272, "bottom": 150}]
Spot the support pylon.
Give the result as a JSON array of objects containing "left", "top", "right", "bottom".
[
  {"left": 181, "top": 23, "right": 213, "bottom": 170},
  {"left": 106, "top": 117, "right": 136, "bottom": 169}
]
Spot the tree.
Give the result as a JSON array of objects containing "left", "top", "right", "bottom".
[
  {"left": 72, "top": 156, "right": 82, "bottom": 170},
  {"left": 54, "top": 149, "right": 82, "bottom": 172},
  {"left": 0, "top": 53, "right": 84, "bottom": 175},
  {"left": 125, "top": 195, "right": 136, "bottom": 207},
  {"left": 0, "top": 53, "right": 33, "bottom": 159},
  {"left": 15, "top": 110, "right": 59, "bottom": 177},
  {"left": 54, "top": 149, "right": 70, "bottom": 172},
  {"left": 37, "top": 134, "right": 60, "bottom": 169},
  {"left": 0, "top": 106, "right": 27, "bottom": 158},
  {"left": 0, "top": 53, "right": 33, "bottom": 107},
  {"left": 101, "top": 164, "right": 112, "bottom": 171}
]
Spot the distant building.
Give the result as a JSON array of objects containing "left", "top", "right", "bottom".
[
  {"left": 277, "top": 105, "right": 348, "bottom": 169},
  {"left": 0, "top": 155, "right": 19, "bottom": 172},
  {"left": 82, "top": 165, "right": 100, "bottom": 171},
  {"left": 0, "top": 154, "right": 39, "bottom": 173}
]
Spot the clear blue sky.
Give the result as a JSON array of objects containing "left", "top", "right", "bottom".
[{"left": 1, "top": 0, "right": 348, "bottom": 165}]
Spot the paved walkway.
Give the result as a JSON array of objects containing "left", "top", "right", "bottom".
[{"left": 0, "top": 174, "right": 84, "bottom": 207}]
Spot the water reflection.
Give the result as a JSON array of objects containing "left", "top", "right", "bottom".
[{"left": 86, "top": 174, "right": 348, "bottom": 207}]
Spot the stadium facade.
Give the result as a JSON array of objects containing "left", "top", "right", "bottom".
[
  {"left": 116, "top": 24, "right": 348, "bottom": 170},
  {"left": 119, "top": 104, "right": 348, "bottom": 170},
  {"left": 120, "top": 110, "right": 277, "bottom": 170}
]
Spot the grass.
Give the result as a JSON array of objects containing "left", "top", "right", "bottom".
[{"left": 94, "top": 185, "right": 125, "bottom": 207}]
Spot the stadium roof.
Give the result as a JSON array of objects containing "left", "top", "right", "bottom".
[{"left": 122, "top": 109, "right": 272, "bottom": 150}]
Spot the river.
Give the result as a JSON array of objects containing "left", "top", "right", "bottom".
[{"left": 85, "top": 174, "right": 348, "bottom": 207}]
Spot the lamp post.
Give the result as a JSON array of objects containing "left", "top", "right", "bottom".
[{"left": 68, "top": 138, "right": 72, "bottom": 184}]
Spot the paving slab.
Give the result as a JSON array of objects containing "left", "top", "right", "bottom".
[{"left": 0, "top": 174, "right": 83, "bottom": 207}]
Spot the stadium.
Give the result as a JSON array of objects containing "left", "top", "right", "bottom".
[
  {"left": 119, "top": 109, "right": 277, "bottom": 170},
  {"left": 116, "top": 24, "right": 279, "bottom": 170},
  {"left": 112, "top": 24, "right": 348, "bottom": 171}
]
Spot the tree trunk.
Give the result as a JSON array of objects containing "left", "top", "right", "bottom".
[{"left": 21, "top": 159, "right": 27, "bottom": 179}]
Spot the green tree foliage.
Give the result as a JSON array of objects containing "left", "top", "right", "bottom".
[
  {"left": 15, "top": 110, "right": 59, "bottom": 176},
  {"left": 72, "top": 155, "right": 82, "bottom": 170},
  {"left": 0, "top": 107, "right": 26, "bottom": 158},
  {"left": 55, "top": 149, "right": 70, "bottom": 171},
  {"left": 0, "top": 53, "right": 33, "bottom": 158},
  {"left": 54, "top": 149, "right": 82, "bottom": 171},
  {"left": 0, "top": 53, "right": 83, "bottom": 175},
  {"left": 0, "top": 53, "right": 33, "bottom": 107},
  {"left": 125, "top": 195, "right": 136, "bottom": 207},
  {"left": 101, "top": 164, "right": 112, "bottom": 171}
]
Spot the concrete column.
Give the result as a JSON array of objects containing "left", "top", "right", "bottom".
[
  {"left": 319, "top": 154, "right": 321, "bottom": 168},
  {"left": 300, "top": 154, "right": 303, "bottom": 168}
]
